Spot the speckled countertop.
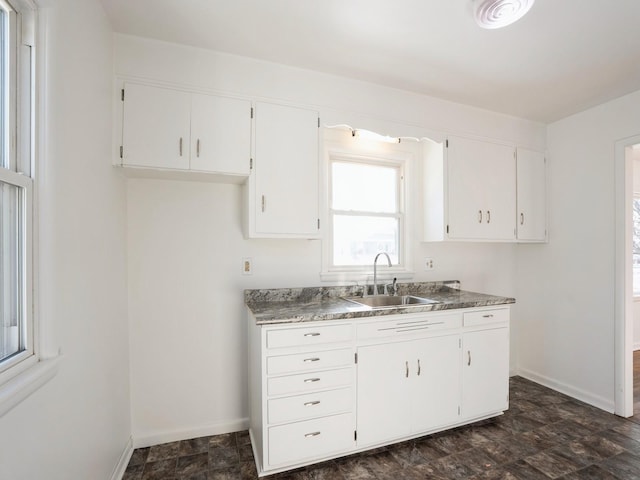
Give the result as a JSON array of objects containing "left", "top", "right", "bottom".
[{"left": 245, "top": 281, "right": 515, "bottom": 325}]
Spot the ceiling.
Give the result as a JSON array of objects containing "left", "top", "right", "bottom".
[{"left": 98, "top": 0, "right": 640, "bottom": 123}]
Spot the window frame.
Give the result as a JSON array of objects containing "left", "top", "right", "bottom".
[
  {"left": 0, "top": 0, "right": 37, "bottom": 388},
  {"left": 632, "top": 195, "right": 640, "bottom": 299},
  {"left": 320, "top": 129, "right": 416, "bottom": 282}
]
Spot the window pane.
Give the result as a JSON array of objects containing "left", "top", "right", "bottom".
[
  {"left": 0, "top": 181, "right": 22, "bottom": 362},
  {"left": 332, "top": 162, "right": 398, "bottom": 213},
  {"left": 333, "top": 215, "right": 398, "bottom": 266}
]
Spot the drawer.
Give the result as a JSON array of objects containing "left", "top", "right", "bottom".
[
  {"left": 266, "top": 324, "right": 353, "bottom": 349},
  {"left": 463, "top": 308, "right": 509, "bottom": 327},
  {"left": 268, "top": 413, "right": 353, "bottom": 467},
  {"left": 268, "top": 368, "right": 352, "bottom": 396},
  {"left": 267, "top": 348, "right": 352, "bottom": 376},
  {"left": 356, "top": 312, "right": 462, "bottom": 339},
  {"left": 268, "top": 387, "right": 352, "bottom": 424}
]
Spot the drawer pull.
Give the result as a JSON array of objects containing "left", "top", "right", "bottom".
[
  {"left": 304, "top": 431, "right": 321, "bottom": 438},
  {"left": 405, "top": 361, "right": 409, "bottom": 378},
  {"left": 487, "top": 210, "right": 491, "bottom": 224},
  {"left": 417, "top": 359, "right": 421, "bottom": 376},
  {"left": 304, "top": 401, "right": 321, "bottom": 407},
  {"left": 482, "top": 314, "right": 494, "bottom": 318},
  {"left": 304, "top": 332, "right": 321, "bottom": 337},
  {"left": 303, "top": 357, "right": 320, "bottom": 363},
  {"left": 478, "top": 210, "right": 483, "bottom": 223},
  {"left": 468, "top": 350, "right": 472, "bottom": 366},
  {"left": 304, "top": 378, "right": 321, "bottom": 383}
]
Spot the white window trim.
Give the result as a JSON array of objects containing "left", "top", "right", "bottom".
[
  {"left": 633, "top": 194, "right": 640, "bottom": 300},
  {"left": 0, "top": 0, "right": 59, "bottom": 418},
  {"left": 320, "top": 131, "right": 416, "bottom": 283}
]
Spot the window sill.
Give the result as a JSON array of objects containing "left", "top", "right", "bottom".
[
  {"left": 320, "top": 269, "right": 415, "bottom": 283},
  {"left": 0, "top": 356, "right": 61, "bottom": 418}
]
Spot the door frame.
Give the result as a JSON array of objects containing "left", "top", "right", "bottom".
[{"left": 614, "top": 134, "right": 640, "bottom": 417}]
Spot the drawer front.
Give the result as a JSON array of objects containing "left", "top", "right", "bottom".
[
  {"left": 267, "top": 368, "right": 352, "bottom": 397},
  {"left": 267, "top": 348, "right": 352, "bottom": 375},
  {"left": 266, "top": 324, "right": 353, "bottom": 349},
  {"left": 268, "top": 387, "right": 352, "bottom": 424},
  {"left": 268, "top": 413, "right": 353, "bottom": 467},
  {"left": 463, "top": 308, "right": 509, "bottom": 327},
  {"left": 357, "top": 312, "right": 462, "bottom": 339}
]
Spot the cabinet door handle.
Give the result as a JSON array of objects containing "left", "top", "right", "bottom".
[
  {"left": 304, "top": 378, "right": 321, "bottom": 383},
  {"left": 482, "top": 314, "right": 494, "bottom": 318},
  {"left": 478, "top": 210, "right": 483, "bottom": 223},
  {"left": 304, "top": 431, "right": 321, "bottom": 438},
  {"left": 261, "top": 195, "right": 266, "bottom": 212},
  {"left": 487, "top": 210, "right": 491, "bottom": 224},
  {"left": 304, "top": 332, "right": 321, "bottom": 337},
  {"left": 196, "top": 139, "right": 201, "bottom": 158},
  {"left": 304, "top": 400, "right": 321, "bottom": 407},
  {"left": 417, "top": 359, "right": 421, "bottom": 376},
  {"left": 520, "top": 212, "right": 525, "bottom": 225},
  {"left": 468, "top": 350, "right": 472, "bottom": 366},
  {"left": 405, "top": 361, "right": 409, "bottom": 378},
  {"left": 304, "top": 357, "right": 320, "bottom": 363},
  {"left": 179, "top": 137, "right": 183, "bottom": 156}
]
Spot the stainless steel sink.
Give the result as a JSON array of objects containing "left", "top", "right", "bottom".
[{"left": 343, "top": 295, "right": 439, "bottom": 309}]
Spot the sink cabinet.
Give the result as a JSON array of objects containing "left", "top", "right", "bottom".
[{"left": 248, "top": 305, "right": 510, "bottom": 476}]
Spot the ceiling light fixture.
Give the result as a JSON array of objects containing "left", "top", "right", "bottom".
[{"left": 472, "top": 0, "right": 535, "bottom": 29}]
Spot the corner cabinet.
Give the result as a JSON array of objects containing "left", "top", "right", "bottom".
[
  {"left": 516, "top": 148, "right": 547, "bottom": 242},
  {"left": 248, "top": 306, "right": 510, "bottom": 477},
  {"left": 244, "top": 102, "right": 320, "bottom": 238},
  {"left": 119, "top": 83, "right": 252, "bottom": 180}
]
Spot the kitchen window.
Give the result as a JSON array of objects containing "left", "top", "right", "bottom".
[
  {"left": 321, "top": 128, "right": 415, "bottom": 280},
  {"left": 0, "top": 0, "right": 35, "bottom": 387}
]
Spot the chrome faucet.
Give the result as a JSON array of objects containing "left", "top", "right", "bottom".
[{"left": 373, "top": 252, "right": 392, "bottom": 295}]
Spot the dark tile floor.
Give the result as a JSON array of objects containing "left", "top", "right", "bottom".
[{"left": 124, "top": 376, "right": 640, "bottom": 479}]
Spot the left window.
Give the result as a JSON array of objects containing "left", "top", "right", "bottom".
[{"left": 0, "top": 0, "right": 34, "bottom": 382}]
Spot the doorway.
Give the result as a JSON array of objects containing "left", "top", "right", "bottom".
[{"left": 614, "top": 136, "right": 640, "bottom": 417}]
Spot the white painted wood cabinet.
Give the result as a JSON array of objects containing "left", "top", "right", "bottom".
[
  {"left": 516, "top": 148, "right": 547, "bottom": 242},
  {"left": 245, "top": 101, "right": 320, "bottom": 238},
  {"left": 120, "top": 82, "right": 252, "bottom": 178},
  {"left": 424, "top": 136, "right": 546, "bottom": 243},
  {"left": 248, "top": 306, "right": 510, "bottom": 477}
]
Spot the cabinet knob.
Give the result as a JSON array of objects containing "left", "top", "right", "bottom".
[
  {"left": 405, "top": 360, "right": 409, "bottom": 378},
  {"left": 417, "top": 359, "right": 421, "bottom": 376},
  {"left": 196, "top": 139, "right": 201, "bottom": 158},
  {"left": 520, "top": 212, "right": 525, "bottom": 225},
  {"left": 468, "top": 350, "right": 472, "bottom": 366},
  {"left": 486, "top": 210, "right": 491, "bottom": 224},
  {"left": 478, "top": 210, "right": 483, "bottom": 223}
]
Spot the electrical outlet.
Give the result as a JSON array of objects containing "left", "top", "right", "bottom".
[
  {"left": 242, "top": 257, "right": 253, "bottom": 275},
  {"left": 424, "top": 257, "right": 435, "bottom": 270}
]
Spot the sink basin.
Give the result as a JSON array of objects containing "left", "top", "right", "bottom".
[{"left": 343, "top": 295, "right": 439, "bottom": 309}]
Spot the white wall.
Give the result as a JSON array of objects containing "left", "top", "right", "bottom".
[
  {"left": 115, "top": 34, "right": 545, "bottom": 446},
  {"left": 0, "top": 1, "right": 130, "bottom": 479},
  {"left": 516, "top": 90, "right": 640, "bottom": 411}
]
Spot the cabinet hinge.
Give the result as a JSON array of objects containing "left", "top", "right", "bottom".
[
  {"left": 250, "top": 158, "right": 253, "bottom": 170},
  {"left": 354, "top": 352, "right": 358, "bottom": 364},
  {"left": 119, "top": 146, "right": 123, "bottom": 158},
  {"left": 445, "top": 139, "right": 449, "bottom": 148},
  {"left": 250, "top": 107, "right": 254, "bottom": 119},
  {"left": 354, "top": 430, "right": 357, "bottom": 441},
  {"left": 121, "top": 89, "right": 124, "bottom": 101}
]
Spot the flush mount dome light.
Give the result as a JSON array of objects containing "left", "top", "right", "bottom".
[{"left": 472, "top": 0, "right": 535, "bottom": 29}]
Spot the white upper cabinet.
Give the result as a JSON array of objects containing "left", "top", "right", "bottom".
[
  {"left": 122, "top": 83, "right": 191, "bottom": 170},
  {"left": 246, "top": 101, "right": 320, "bottom": 238},
  {"left": 447, "top": 136, "right": 516, "bottom": 241},
  {"left": 424, "top": 135, "right": 537, "bottom": 242},
  {"left": 120, "top": 82, "right": 252, "bottom": 179},
  {"left": 516, "top": 148, "right": 547, "bottom": 242}
]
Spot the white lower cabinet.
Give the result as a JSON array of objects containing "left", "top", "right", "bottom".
[{"left": 248, "top": 306, "right": 510, "bottom": 476}]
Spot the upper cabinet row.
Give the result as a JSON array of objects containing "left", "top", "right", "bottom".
[
  {"left": 424, "top": 136, "right": 546, "bottom": 243},
  {"left": 117, "top": 82, "right": 320, "bottom": 239}
]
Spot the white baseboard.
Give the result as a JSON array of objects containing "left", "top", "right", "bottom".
[
  {"left": 110, "top": 436, "right": 133, "bottom": 480},
  {"left": 133, "top": 417, "right": 250, "bottom": 449},
  {"left": 516, "top": 367, "right": 615, "bottom": 413}
]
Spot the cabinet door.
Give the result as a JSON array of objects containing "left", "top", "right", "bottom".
[
  {"left": 411, "top": 335, "right": 461, "bottom": 432},
  {"left": 461, "top": 328, "right": 509, "bottom": 419},
  {"left": 190, "top": 94, "right": 252, "bottom": 175},
  {"left": 356, "top": 342, "right": 411, "bottom": 446},
  {"left": 517, "top": 148, "right": 546, "bottom": 241},
  {"left": 447, "top": 136, "right": 516, "bottom": 240},
  {"left": 122, "top": 83, "right": 191, "bottom": 170},
  {"left": 253, "top": 102, "right": 319, "bottom": 236}
]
